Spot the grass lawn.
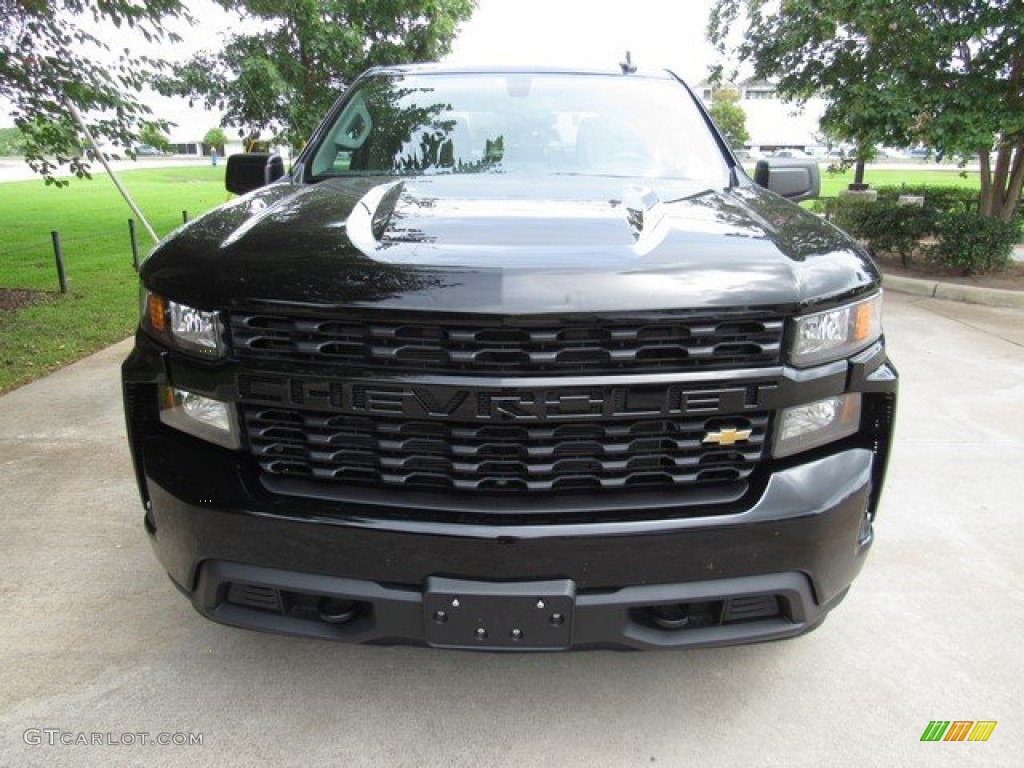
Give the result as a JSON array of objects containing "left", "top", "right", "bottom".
[
  {"left": 0, "top": 165, "right": 227, "bottom": 392},
  {"left": 816, "top": 166, "right": 980, "bottom": 197}
]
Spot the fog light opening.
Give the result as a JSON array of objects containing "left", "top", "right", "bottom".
[
  {"left": 648, "top": 601, "right": 722, "bottom": 630},
  {"left": 774, "top": 393, "right": 862, "bottom": 458},
  {"left": 158, "top": 385, "right": 240, "bottom": 450},
  {"left": 319, "top": 597, "right": 359, "bottom": 624}
]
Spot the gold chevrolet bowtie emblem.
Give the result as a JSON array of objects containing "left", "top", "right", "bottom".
[{"left": 703, "top": 427, "right": 753, "bottom": 446}]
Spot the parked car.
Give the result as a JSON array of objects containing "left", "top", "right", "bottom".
[
  {"left": 123, "top": 65, "right": 897, "bottom": 650},
  {"left": 771, "top": 148, "right": 812, "bottom": 159},
  {"left": 133, "top": 144, "right": 163, "bottom": 156}
]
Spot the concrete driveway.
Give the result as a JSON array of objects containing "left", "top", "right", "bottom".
[{"left": 1, "top": 292, "right": 1021, "bottom": 767}]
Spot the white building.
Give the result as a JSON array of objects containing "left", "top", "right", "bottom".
[{"left": 697, "top": 79, "right": 827, "bottom": 153}]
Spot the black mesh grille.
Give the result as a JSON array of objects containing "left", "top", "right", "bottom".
[
  {"left": 229, "top": 311, "right": 784, "bottom": 374},
  {"left": 243, "top": 407, "right": 770, "bottom": 493}
]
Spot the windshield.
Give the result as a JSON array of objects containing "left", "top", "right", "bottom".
[{"left": 308, "top": 72, "right": 730, "bottom": 186}]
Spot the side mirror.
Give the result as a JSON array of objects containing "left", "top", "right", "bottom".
[
  {"left": 225, "top": 153, "right": 286, "bottom": 195},
  {"left": 754, "top": 158, "right": 820, "bottom": 202}
]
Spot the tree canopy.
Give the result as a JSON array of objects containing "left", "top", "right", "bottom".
[
  {"left": 203, "top": 127, "right": 229, "bottom": 150},
  {"left": 160, "top": 0, "right": 477, "bottom": 151},
  {"left": 0, "top": 0, "right": 190, "bottom": 184},
  {"left": 708, "top": 0, "right": 1024, "bottom": 220},
  {"left": 0, "top": 126, "right": 26, "bottom": 156},
  {"left": 139, "top": 122, "right": 171, "bottom": 152},
  {"left": 707, "top": 88, "right": 749, "bottom": 150}
]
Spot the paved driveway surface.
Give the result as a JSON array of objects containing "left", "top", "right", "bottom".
[{"left": 1, "top": 293, "right": 1021, "bottom": 767}]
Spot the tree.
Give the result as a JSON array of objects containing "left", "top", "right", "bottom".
[
  {"left": 0, "top": 0, "right": 190, "bottom": 185},
  {"left": 707, "top": 87, "right": 750, "bottom": 150},
  {"left": 203, "top": 127, "right": 228, "bottom": 153},
  {"left": 139, "top": 122, "right": 171, "bottom": 152},
  {"left": 708, "top": 1, "right": 1024, "bottom": 219},
  {"left": 159, "top": 0, "right": 477, "bottom": 151},
  {"left": 0, "top": 126, "right": 27, "bottom": 156}
]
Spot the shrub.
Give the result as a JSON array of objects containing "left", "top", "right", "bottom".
[
  {"left": 931, "top": 213, "right": 1020, "bottom": 274},
  {"left": 814, "top": 186, "right": 1021, "bottom": 271},
  {"left": 821, "top": 196, "right": 860, "bottom": 230},
  {"left": 832, "top": 197, "right": 937, "bottom": 265},
  {"left": 872, "top": 185, "right": 980, "bottom": 215}
]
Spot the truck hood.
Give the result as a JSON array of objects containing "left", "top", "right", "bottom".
[{"left": 142, "top": 174, "right": 879, "bottom": 314}]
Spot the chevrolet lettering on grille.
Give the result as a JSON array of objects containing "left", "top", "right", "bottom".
[{"left": 237, "top": 375, "right": 777, "bottom": 421}]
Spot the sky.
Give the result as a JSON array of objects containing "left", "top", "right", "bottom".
[
  {"left": 446, "top": 0, "right": 718, "bottom": 81},
  {"left": 3, "top": 0, "right": 722, "bottom": 140}
]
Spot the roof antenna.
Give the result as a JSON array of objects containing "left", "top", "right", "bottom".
[{"left": 620, "top": 51, "right": 637, "bottom": 75}]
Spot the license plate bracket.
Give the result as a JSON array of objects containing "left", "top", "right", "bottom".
[{"left": 423, "top": 577, "right": 575, "bottom": 650}]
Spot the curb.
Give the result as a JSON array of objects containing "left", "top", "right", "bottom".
[{"left": 882, "top": 273, "right": 1024, "bottom": 310}]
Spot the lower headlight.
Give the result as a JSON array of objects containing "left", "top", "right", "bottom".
[
  {"left": 158, "top": 386, "right": 240, "bottom": 449},
  {"left": 774, "top": 393, "right": 861, "bottom": 458}
]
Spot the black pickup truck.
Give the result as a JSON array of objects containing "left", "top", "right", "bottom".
[{"left": 122, "top": 65, "right": 897, "bottom": 650}]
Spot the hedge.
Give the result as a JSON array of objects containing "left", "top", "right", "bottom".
[
  {"left": 819, "top": 186, "right": 1021, "bottom": 274},
  {"left": 932, "top": 213, "right": 1020, "bottom": 273},
  {"left": 871, "top": 185, "right": 980, "bottom": 214},
  {"left": 832, "top": 199, "right": 936, "bottom": 266}
]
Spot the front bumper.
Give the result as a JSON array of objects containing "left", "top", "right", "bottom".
[
  {"left": 143, "top": 446, "right": 876, "bottom": 650},
  {"left": 124, "top": 328, "right": 896, "bottom": 650}
]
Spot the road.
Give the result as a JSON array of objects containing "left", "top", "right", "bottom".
[{"left": 0, "top": 293, "right": 1021, "bottom": 767}]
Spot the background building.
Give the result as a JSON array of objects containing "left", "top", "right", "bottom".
[{"left": 697, "top": 79, "right": 827, "bottom": 154}]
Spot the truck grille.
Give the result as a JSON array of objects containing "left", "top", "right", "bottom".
[
  {"left": 229, "top": 311, "right": 784, "bottom": 374},
  {"left": 243, "top": 407, "right": 770, "bottom": 493}
]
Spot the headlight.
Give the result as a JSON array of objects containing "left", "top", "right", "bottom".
[
  {"left": 790, "top": 292, "right": 882, "bottom": 367},
  {"left": 158, "top": 385, "right": 240, "bottom": 449},
  {"left": 142, "top": 289, "right": 225, "bottom": 358},
  {"left": 774, "top": 394, "right": 861, "bottom": 458}
]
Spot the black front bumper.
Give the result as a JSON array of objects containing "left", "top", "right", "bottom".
[
  {"left": 124, "top": 330, "right": 896, "bottom": 650},
  {"left": 143, "top": 446, "right": 876, "bottom": 650}
]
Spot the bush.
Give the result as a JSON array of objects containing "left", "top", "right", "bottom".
[
  {"left": 931, "top": 213, "right": 1020, "bottom": 274},
  {"left": 821, "top": 185, "right": 981, "bottom": 224},
  {"left": 832, "top": 197, "right": 937, "bottom": 266},
  {"left": 822, "top": 186, "right": 1021, "bottom": 272},
  {"left": 872, "top": 185, "right": 980, "bottom": 215}
]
